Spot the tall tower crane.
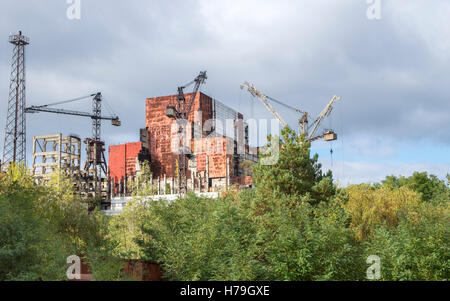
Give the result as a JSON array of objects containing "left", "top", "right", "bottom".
[
  {"left": 241, "top": 82, "right": 341, "bottom": 142},
  {"left": 25, "top": 92, "right": 121, "bottom": 198},
  {"left": 166, "top": 71, "right": 208, "bottom": 194}
]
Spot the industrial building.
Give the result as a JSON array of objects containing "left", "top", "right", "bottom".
[{"left": 109, "top": 92, "right": 257, "bottom": 197}]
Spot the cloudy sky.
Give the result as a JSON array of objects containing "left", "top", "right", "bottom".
[{"left": 0, "top": 0, "right": 449, "bottom": 184}]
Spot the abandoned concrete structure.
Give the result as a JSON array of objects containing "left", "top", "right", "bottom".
[
  {"left": 31, "top": 134, "right": 109, "bottom": 199},
  {"left": 109, "top": 92, "right": 257, "bottom": 196},
  {"left": 32, "top": 134, "right": 82, "bottom": 179}
]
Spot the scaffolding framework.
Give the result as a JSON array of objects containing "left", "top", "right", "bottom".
[
  {"left": 2, "top": 31, "right": 29, "bottom": 166},
  {"left": 212, "top": 99, "right": 240, "bottom": 139}
]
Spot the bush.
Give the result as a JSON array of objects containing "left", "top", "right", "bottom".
[
  {"left": 343, "top": 184, "right": 421, "bottom": 241},
  {"left": 364, "top": 201, "right": 449, "bottom": 280},
  {"left": 0, "top": 164, "right": 70, "bottom": 280},
  {"left": 137, "top": 191, "right": 364, "bottom": 281},
  {"left": 0, "top": 164, "right": 125, "bottom": 281}
]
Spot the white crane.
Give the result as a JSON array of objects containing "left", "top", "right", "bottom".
[
  {"left": 241, "top": 82, "right": 341, "bottom": 142},
  {"left": 241, "top": 82, "right": 291, "bottom": 128},
  {"left": 306, "top": 95, "right": 341, "bottom": 142}
]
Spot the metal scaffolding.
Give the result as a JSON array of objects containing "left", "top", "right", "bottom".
[{"left": 212, "top": 99, "right": 240, "bottom": 139}]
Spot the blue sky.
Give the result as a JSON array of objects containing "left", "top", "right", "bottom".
[{"left": 0, "top": 0, "right": 449, "bottom": 184}]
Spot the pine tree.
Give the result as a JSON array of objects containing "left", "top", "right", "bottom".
[{"left": 252, "top": 127, "right": 335, "bottom": 205}]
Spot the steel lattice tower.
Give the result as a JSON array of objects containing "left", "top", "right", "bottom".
[{"left": 2, "top": 31, "right": 29, "bottom": 165}]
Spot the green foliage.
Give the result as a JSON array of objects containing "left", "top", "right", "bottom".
[
  {"left": 129, "top": 161, "right": 156, "bottom": 197},
  {"left": 246, "top": 194, "right": 364, "bottom": 281},
  {"left": 131, "top": 131, "right": 448, "bottom": 281},
  {"left": 108, "top": 199, "right": 151, "bottom": 260},
  {"left": 137, "top": 189, "right": 363, "bottom": 281},
  {"left": 138, "top": 194, "right": 261, "bottom": 281},
  {"left": 382, "top": 172, "right": 449, "bottom": 203},
  {"left": 1, "top": 133, "right": 448, "bottom": 281},
  {"left": 252, "top": 127, "right": 335, "bottom": 205},
  {"left": 107, "top": 161, "right": 157, "bottom": 261},
  {"left": 0, "top": 163, "right": 125, "bottom": 281},
  {"left": 86, "top": 234, "right": 130, "bottom": 281},
  {"left": 343, "top": 184, "right": 421, "bottom": 241},
  {"left": 364, "top": 201, "right": 449, "bottom": 280},
  {"left": 0, "top": 164, "right": 69, "bottom": 280}
]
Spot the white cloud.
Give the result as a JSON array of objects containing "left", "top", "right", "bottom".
[
  {"left": 0, "top": 1, "right": 449, "bottom": 177},
  {"left": 327, "top": 160, "right": 450, "bottom": 186},
  {"left": 387, "top": 0, "right": 450, "bottom": 62}
]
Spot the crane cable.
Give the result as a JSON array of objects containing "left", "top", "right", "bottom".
[
  {"left": 103, "top": 97, "right": 118, "bottom": 118},
  {"left": 32, "top": 93, "right": 96, "bottom": 109},
  {"left": 329, "top": 113, "right": 334, "bottom": 167},
  {"left": 266, "top": 95, "right": 303, "bottom": 113},
  {"left": 238, "top": 88, "right": 242, "bottom": 117},
  {"left": 339, "top": 100, "right": 345, "bottom": 184}
]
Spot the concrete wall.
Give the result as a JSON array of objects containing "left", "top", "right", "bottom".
[{"left": 104, "top": 192, "right": 220, "bottom": 215}]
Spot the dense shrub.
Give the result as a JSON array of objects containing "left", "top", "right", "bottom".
[
  {"left": 136, "top": 192, "right": 363, "bottom": 281},
  {"left": 0, "top": 164, "right": 124, "bottom": 281},
  {"left": 342, "top": 184, "right": 421, "bottom": 241},
  {"left": 1, "top": 129, "right": 448, "bottom": 281},
  {"left": 364, "top": 201, "right": 449, "bottom": 280}
]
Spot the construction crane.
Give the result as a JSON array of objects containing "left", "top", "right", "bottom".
[
  {"left": 25, "top": 92, "right": 121, "bottom": 198},
  {"left": 166, "top": 71, "right": 208, "bottom": 194},
  {"left": 306, "top": 95, "right": 341, "bottom": 142},
  {"left": 241, "top": 82, "right": 341, "bottom": 142},
  {"left": 240, "top": 82, "right": 303, "bottom": 128},
  {"left": 166, "top": 71, "right": 208, "bottom": 120}
]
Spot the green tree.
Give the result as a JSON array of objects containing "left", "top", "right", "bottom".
[
  {"left": 128, "top": 161, "right": 155, "bottom": 196},
  {"left": 108, "top": 198, "right": 151, "bottom": 260},
  {"left": 343, "top": 184, "right": 421, "bottom": 241},
  {"left": 0, "top": 164, "right": 126, "bottom": 281},
  {"left": 137, "top": 193, "right": 264, "bottom": 281},
  {"left": 108, "top": 161, "right": 155, "bottom": 260},
  {"left": 382, "top": 172, "right": 449, "bottom": 203},
  {"left": 137, "top": 190, "right": 363, "bottom": 281},
  {"left": 252, "top": 127, "right": 335, "bottom": 205},
  {"left": 135, "top": 128, "right": 363, "bottom": 281},
  {"left": 0, "top": 164, "right": 69, "bottom": 280},
  {"left": 246, "top": 193, "right": 364, "bottom": 281}
]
